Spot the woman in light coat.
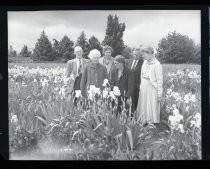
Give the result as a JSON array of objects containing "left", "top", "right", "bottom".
[{"left": 136, "top": 45, "right": 163, "bottom": 125}]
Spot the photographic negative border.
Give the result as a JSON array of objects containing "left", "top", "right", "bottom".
[{"left": 1, "top": 3, "right": 209, "bottom": 162}]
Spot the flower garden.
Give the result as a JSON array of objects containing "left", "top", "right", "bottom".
[{"left": 9, "top": 65, "right": 201, "bottom": 160}]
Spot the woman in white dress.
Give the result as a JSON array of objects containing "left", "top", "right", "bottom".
[{"left": 136, "top": 45, "right": 163, "bottom": 125}]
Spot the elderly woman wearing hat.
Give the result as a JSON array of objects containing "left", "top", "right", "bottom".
[
  {"left": 99, "top": 45, "right": 116, "bottom": 79},
  {"left": 109, "top": 55, "right": 134, "bottom": 116},
  {"left": 136, "top": 45, "right": 163, "bottom": 125},
  {"left": 80, "top": 49, "right": 108, "bottom": 97}
]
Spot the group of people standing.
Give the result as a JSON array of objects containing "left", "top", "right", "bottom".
[{"left": 66, "top": 45, "right": 163, "bottom": 125}]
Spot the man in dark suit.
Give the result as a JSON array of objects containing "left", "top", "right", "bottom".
[{"left": 126, "top": 47, "right": 144, "bottom": 115}]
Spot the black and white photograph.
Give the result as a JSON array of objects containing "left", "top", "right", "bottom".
[{"left": 8, "top": 10, "right": 201, "bottom": 160}]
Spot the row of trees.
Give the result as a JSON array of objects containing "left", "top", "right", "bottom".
[
  {"left": 30, "top": 14, "right": 126, "bottom": 62},
  {"left": 30, "top": 30, "right": 104, "bottom": 62},
  {"left": 9, "top": 14, "right": 201, "bottom": 64},
  {"left": 9, "top": 45, "right": 32, "bottom": 58},
  {"left": 8, "top": 46, "right": 17, "bottom": 57}
]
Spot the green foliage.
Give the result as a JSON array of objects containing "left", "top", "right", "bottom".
[
  {"left": 76, "top": 31, "right": 89, "bottom": 59},
  {"left": 8, "top": 45, "right": 17, "bottom": 57},
  {"left": 193, "top": 44, "right": 201, "bottom": 63},
  {"left": 57, "top": 35, "right": 75, "bottom": 61},
  {"left": 19, "top": 45, "right": 32, "bottom": 57},
  {"left": 156, "top": 31, "right": 201, "bottom": 64},
  {"left": 88, "top": 36, "right": 103, "bottom": 54},
  {"left": 102, "top": 14, "right": 126, "bottom": 57},
  {"left": 9, "top": 65, "right": 201, "bottom": 160},
  {"left": 52, "top": 39, "right": 60, "bottom": 59},
  {"left": 13, "top": 51, "right": 17, "bottom": 57},
  {"left": 31, "top": 30, "right": 54, "bottom": 61}
]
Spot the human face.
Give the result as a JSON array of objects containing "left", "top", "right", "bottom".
[
  {"left": 143, "top": 50, "right": 153, "bottom": 61},
  {"left": 114, "top": 61, "right": 124, "bottom": 70},
  {"left": 104, "top": 49, "right": 112, "bottom": 60},
  {"left": 133, "top": 50, "right": 141, "bottom": 60},
  {"left": 74, "top": 48, "right": 83, "bottom": 59},
  {"left": 91, "top": 55, "right": 100, "bottom": 64}
]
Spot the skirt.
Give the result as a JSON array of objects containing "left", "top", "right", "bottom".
[{"left": 136, "top": 77, "right": 160, "bottom": 124}]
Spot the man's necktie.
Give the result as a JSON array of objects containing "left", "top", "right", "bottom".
[
  {"left": 134, "top": 60, "right": 138, "bottom": 69},
  {"left": 131, "top": 60, "right": 137, "bottom": 70},
  {"left": 78, "top": 59, "right": 82, "bottom": 75}
]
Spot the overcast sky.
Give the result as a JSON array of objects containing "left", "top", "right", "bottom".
[{"left": 8, "top": 10, "right": 201, "bottom": 53}]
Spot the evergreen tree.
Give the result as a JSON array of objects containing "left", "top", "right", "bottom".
[
  {"left": 102, "top": 14, "right": 126, "bottom": 57},
  {"left": 53, "top": 39, "right": 59, "bottom": 48},
  {"left": 88, "top": 35, "right": 102, "bottom": 54},
  {"left": 31, "top": 30, "right": 54, "bottom": 61},
  {"left": 156, "top": 31, "right": 200, "bottom": 64},
  {"left": 19, "top": 45, "right": 32, "bottom": 57},
  {"left": 13, "top": 50, "right": 17, "bottom": 57},
  {"left": 52, "top": 38, "right": 60, "bottom": 59},
  {"left": 58, "top": 35, "right": 74, "bottom": 61},
  {"left": 8, "top": 45, "right": 13, "bottom": 57},
  {"left": 76, "top": 31, "right": 89, "bottom": 58},
  {"left": 8, "top": 45, "right": 17, "bottom": 57},
  {"left": 192, "top": 44, "right": 201, "bottom": 64}
]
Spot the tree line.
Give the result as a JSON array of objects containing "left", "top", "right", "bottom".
[{"left": 8, "top": 14, "right": 201, "bottom": 64}]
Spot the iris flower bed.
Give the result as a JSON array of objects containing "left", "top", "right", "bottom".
[{"left": 9, "top": 65, "right": 201, "bottom": 160}]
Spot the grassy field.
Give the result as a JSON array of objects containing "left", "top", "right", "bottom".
[
  {"left": 8, "top": 56, "right": 33, "bottom": 63},
  {"left": 8, "top": 62, "right": 201, "bottom": 79},
  {"left": 8, "top": 62, "right": 67, "bottom": 69},
  {"left": 8, "top": 62, "right": 201, "bottom": 71}
]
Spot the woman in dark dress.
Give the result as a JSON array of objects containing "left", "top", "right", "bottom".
[{"left": 109, "top": 55, "right": 134, "bottom": 117}]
